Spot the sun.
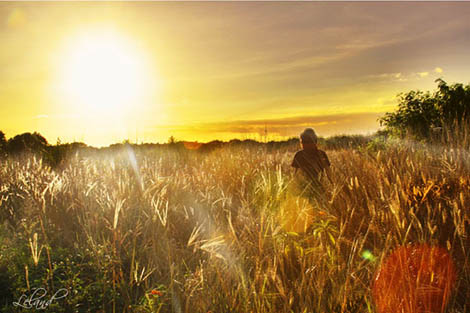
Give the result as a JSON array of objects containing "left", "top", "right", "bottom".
[{"left": 59, "top": 30, "right": 151, "bottom": 119}]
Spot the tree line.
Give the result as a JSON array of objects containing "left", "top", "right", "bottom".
[
  {"left": 0, "top": 131, "right": 87, "bottom": 166},
  {"left": 380, "top": 79, "right": 470, "bottom": 139},
  {"left": 2, "top": 78, "right": 468, "bottom": 163}
]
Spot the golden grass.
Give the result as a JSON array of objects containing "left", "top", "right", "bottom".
[{"left": 0, "top": 140, "right": 469, "bottom": 312}]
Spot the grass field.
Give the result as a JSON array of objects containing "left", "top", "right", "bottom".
[{"left": 1, "top": 135, "right": 469, "bottom": 312}]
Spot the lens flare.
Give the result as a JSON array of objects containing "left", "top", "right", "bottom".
[
  {"left": 183, "top": 141, "right": 203, "bottom": 150},
  {"left": 125, "top": 144, "right": 143, "bottom": 191},
  {"left": 278, "top": 193, "right": 314, "bottom": 234},
  {"left": 372, "top": 243, "right": 456, "bottom": 313},
  {"left": 361, "top": 250, "right": 376, "bottom": 262}
]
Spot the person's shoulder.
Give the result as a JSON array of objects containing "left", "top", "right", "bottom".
[
  {"left": 292, "top": 150, "right": 302, "bottom": 162},
  {"left": 318, "top": 149, "right": 330, "bottom": 165},
  {"left": 293, "top": 150, "right": 305, "bottom": 158},
  {"left": 292, "top": 150, "right": 304, "bottom": 167}
]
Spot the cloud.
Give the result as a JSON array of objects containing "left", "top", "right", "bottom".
[
  {"left": 33, "top": 114, "right": 48, "bottom": 119},
  {"left": 370, "top": 72, "right": 407, "bottom": 82},
  {"left": 370, "top": 68, "right": 444, "bottom": 83},
  {"left": 377, "top": 97, "right": 397, "bottom": 107},
  {"left": 159, "top": 112, "right": 384, "bottom": 140}
]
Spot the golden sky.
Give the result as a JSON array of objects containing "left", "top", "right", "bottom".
[{"left": 1, "top": 2, "right": 470, "bottom": 146}]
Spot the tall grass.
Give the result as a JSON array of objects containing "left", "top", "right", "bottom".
[{"left": 0, "top": 138, "right": 469, "bottom": 312}]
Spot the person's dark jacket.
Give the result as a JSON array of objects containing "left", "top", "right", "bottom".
[{"left": 291, "top": 147, "right": 330, "bottom": 180}]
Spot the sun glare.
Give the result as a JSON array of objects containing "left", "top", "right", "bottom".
[{"left": 59, "top": 30, "right": 152, "bottom": 121}]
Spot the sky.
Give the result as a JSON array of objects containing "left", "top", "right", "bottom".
[{"left": 1, "top": 2, "right": 470, "bottom": 146}]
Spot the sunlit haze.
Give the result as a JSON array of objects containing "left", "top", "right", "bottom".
[{"left": 1, "top": 2, "right": 470, "bottom": 146}]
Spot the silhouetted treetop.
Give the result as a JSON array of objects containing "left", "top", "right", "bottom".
[
  {"left": 0, "top": 131, "right": 6, "bottom": 147},
  {"left": 7, "top": 132, "right": 48, "bottom": 155}
]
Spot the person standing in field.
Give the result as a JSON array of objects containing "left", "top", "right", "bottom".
[{"left": 291, "top": 128, "right": 330, "bottom": 181}]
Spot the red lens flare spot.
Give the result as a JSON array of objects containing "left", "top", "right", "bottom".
[
  {"left": 372, "top": 244, "right": 456, "bottom": 313},
  {"left": 150, "top": 289, "right": 163, "bottom": 297},
  {"left": 183, "top": 141, "right": 203, "bottom": 150}
]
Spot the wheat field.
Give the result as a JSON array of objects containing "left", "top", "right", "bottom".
[{"left": 0, "top": 137, "right": 469, "bottom": 313}]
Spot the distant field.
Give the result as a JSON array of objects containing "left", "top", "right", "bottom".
[{"left": 0, "top": 138, "right": 469, "bottom": 312}]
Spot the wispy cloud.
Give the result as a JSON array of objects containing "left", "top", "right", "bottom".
[
  {"left": 158, "top": 112, "right": 383, "bottom": 140},
  {"left": 369, "top": 67, "right": 444, "bottom": 83},
  {"left": 2, "top": 3, "right": 469, "bottom": 145},
  {"left": 370, "top": 72, "right": 405, "bottom": 81},
  {"left": 33, "top": 114, "right": 48, "bottom": 119}
]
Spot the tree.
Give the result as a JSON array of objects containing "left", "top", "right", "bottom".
[
  {"left": 7, "top": 132, "right": 48, "bottom": 155},
  {"left": 0, "top": 131, "right": 6, "bottom": 156},
  {"left": 434, "top": 79, "right": 470, "bottom": 123},
  {"left": 380, "top": 79, "right": 470, "bottom": 139}
]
